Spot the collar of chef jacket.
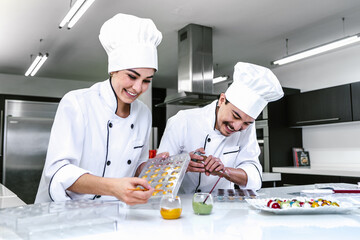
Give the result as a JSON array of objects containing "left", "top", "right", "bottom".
[
  {"left": 98, "top": 79, "right": 120, "bottom": 115},
  {"left": 205, "top": 100, "right": 218, "bottom": 131}
]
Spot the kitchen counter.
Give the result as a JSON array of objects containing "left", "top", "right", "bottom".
[
  {"left": 1, "top": 183, "right": 360, "bottom": 240},
  {"left": 272, "top": 166, "right": 360, "bottom": 177},
  {"left": 0, "top": 184, "right": 26, "bottom": 208}
]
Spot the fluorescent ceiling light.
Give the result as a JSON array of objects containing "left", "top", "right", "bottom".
[
  {"left": 272, "top": 34, "right": 360, "bottom": 66},
  {"left": 25, "top": 53, "right": 49, "bottom": 77},
  {"left": 213, "top": 75, "right": 229, "bottom": 84},
  {"left": 59, "top": 0, "right": 95, "bottom": 29}
]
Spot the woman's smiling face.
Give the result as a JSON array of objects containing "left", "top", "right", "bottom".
[
  {"left": 215, "top": 93, "right": 255, "bottom": 136},
  {"left": 111, "top": 68, "right": 155, "bottom": 104}
]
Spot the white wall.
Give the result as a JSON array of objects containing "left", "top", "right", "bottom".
[
  {"left": 0, "top": 73, "right": 94, "bottom": 98},
  {"left": 273, "top": 43, "right": 360, "bottom": 169}
]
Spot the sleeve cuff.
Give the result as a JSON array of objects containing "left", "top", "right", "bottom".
[
  {"left": 239, "top": 164, "right": 262, "bottom": 190},
  {"left": 49, "top": 164, "right": 90, "bottom": 201}
]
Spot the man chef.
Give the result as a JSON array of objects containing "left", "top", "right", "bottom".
[
  {"left": 157, "top": 62, "right": 284, "bottom": 193},
  {"left": 35, "top": 13, "right": 165, "bottom": 205}
]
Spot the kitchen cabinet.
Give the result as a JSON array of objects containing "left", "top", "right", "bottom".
[
  {"left": 286, "top": 85, "right": 352, "bottom": 126},
  {"left": 351, "top": 82, "right": 360, "bottom": 121},
  {"left": 280, "top": 173, "right": 359, "bottom": 186},
  {"left": 267, "top": 88, "right": 303, "bottom": 169}
]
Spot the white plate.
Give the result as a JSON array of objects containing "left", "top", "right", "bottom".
[{"left": 246, "top": 198, "right": 356, "bottom": 215}]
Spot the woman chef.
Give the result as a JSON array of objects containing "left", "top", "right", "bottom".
[
  {"left": 35, "top": 13, "right": 164, "bottom": 205},
  {"left": 157, "top": 62, "right": 284, "bottom": 194}
]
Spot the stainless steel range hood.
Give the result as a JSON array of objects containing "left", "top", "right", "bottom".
[{"left": 156, "top": 24, "right": 219, "bottom": 107}]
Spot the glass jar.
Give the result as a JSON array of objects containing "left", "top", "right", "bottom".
[
  {"left": 160, "top": 195, "right": 182, "bottom": 219},
  {"left": 192, "top": 193, "right": 213, "bottom": 215}
]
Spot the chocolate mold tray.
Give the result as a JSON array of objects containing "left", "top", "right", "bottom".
[
  {"left": 138, "top": 153, "right": 190, "bottom": 199},
  {"left": 214, "top": 189, "right": 257, "bottom": 202}
]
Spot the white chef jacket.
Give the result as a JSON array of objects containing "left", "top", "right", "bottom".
[
  {"left": 35, "top": 79, "right": 151, "bottom": 203},
  {"left": 157, "top": 100, "right": 262, "bottom": 194}
]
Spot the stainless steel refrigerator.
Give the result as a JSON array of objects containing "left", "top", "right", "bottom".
[{"left": 1, "top": 99, "right": 58, "bottom": 204}]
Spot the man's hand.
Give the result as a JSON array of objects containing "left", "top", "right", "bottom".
[
  {"left": 187, "top": 148, "right": 206, "bottom": 173},
  {"left": 203, "top": 155, "right": 225, "bottom": 176}
]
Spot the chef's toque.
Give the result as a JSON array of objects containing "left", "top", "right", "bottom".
[
  {"left": 99, "top": 13, "right": 162, "bottom": 73},
  {"left": 225, "top": 62, "right": 284, "bottom": 119}
]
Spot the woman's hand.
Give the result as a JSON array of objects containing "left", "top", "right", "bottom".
[{"left": 109, "top": 177, "right": 154, "bottom": 205}]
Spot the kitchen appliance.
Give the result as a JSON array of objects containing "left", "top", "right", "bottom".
[
  {"left": 1, "top": 99, "right": 58, "bottom": 204},
  {"left": 156, "top": 24, "right": 219, "bottom": 107},
  {"left": 255, "top": 118, "right": 270, "bottom": 172}
]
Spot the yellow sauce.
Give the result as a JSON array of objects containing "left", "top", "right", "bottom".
[
  {"left": 161, "top": 172, "right": 168, "bottom": 176},
  {"left": 160, "top": 208, "right": 182, "bottom": 219}
]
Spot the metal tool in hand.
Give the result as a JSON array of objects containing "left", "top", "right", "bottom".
[
  {"left": 192, "top": 151, "right": 229, "bottom": 178},
  {"left": 191, "top": 151, "right": 206, "bottom": 162}
]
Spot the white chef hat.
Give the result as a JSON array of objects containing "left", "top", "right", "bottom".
[
  {"left": 99, "top": 13, "right": 162, "bottom": 74},
  {"left": 225, "top": 62, "right": 284, "bottom": 119}
]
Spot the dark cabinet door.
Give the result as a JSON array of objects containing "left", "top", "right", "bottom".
[
  {"left": 351, "top": 82, "right": 360, "bottom": 121},
  {"left": 286, "top": 93, "right": 304, "bottom": 126},
  {"left": 268, "top": 88, "right": 302, "bottom": 169},
  {"left": 286, "top": 85, "right": 352, "bottom": 126}
]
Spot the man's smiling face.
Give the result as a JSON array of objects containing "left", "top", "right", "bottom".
[{"left": 215, "top": 93, "right": 255, "bottom": 136}]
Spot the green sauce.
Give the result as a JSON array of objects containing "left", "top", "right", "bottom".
[{"left": 192, "top": 201, "right": 213, "bottom": 215}]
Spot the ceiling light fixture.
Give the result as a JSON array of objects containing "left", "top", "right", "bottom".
[
  {"left": 272, "top": 33, "right": 360, "bottom": 66},
  {"left": 213, "top": 75, "right": 230, "bottom": 84},
  {"left": 25, "top": 53, "right": 49, "bottom": 77},
  {"left": 59, "top": 0, "right": 95, "bottom": 29}
]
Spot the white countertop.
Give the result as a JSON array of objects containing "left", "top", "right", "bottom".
[
  {"left": 272, "top": 166, "right": 360, "bottom": 177},
  {"left": 1, "top": 183, "right": 360, "bottom": 240},
  {"left": 0, "top": 184, "right": 26, "bottom": 209}
]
